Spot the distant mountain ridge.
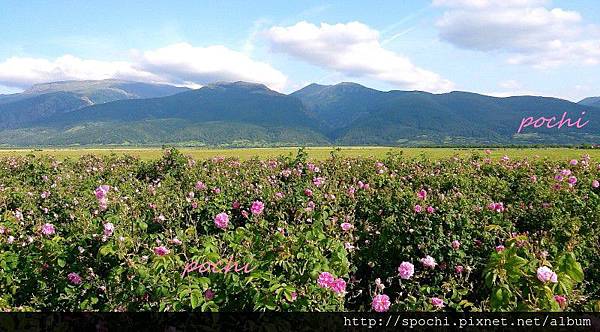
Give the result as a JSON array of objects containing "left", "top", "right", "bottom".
[
  {"left": 0, "top": 79, "right": 598, "bottom": 147},
  {"left": 579, "top": 97, "right": 600, "bottom": 108},
  {"left": 0, "top": 80, "right": 188, "bottom": 129}
]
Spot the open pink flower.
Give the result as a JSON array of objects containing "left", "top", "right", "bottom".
[
  {"left": 41, "top": 223, "right": 55, "bottom": 236},
  {"left": 488, "top": 202, "right": 505, "bottom": 212},
  {"left": 214, "top": 212, "right": 229, "bottom": 229},
  {"left": 398, "top": 262, "right": 415, "bottom": 280},
  {"left": 317, "top": 272, "right": 335, "bottom": 288},
  {"left": 103, "top": 223, "right": 114, "bottom": 237},
  {"left": 537, "top": 266, "right": 558, "bottom": 283},
  {"left": 154, "top": 246, "right": 170, "bottom": 256},
  {"left": 593, "top": 180, "right": 600, "bottom": 188},
  {"left": 372, "top": 294, "right": 391, "bottom": 312},
  {"left": 414, "top": 204, "right": 422, "bottom": 213},
  {"left": 312, "top": 177, "right": 325, "bottom": 187},
  {"left": 95, "top": 185, "right": 110, "bottom": 199},
  {"left": 195, "top": 181, "right": 207, "bottom": 190},
  {"left": 417, "top": 189, "right": 427, "bottom": 200},
  {"left": 67, "top": 272, "right": 82, "bottom": 285},
  {"left": 204, "top": 289, "right": 215, "bottom": 300},
  {"left": 451, "top": 240, "right": 461, "bottom": 250},
  {"left": 431, "top": 297, "right": 445, "bottom": 308},
  {"left": 340, "top": 222, "right": 353, "bottom": 232},
  {"left": 420, "top": 255, "right": 437, "bottom": 269},
  {"left": 426, "top": 206, "right": 435, "bottom": 214},
  {"left": 330, "top": 278, "right": 346, "bottom": 294},
  {"left": 250, "top": 201, "right": 264, "bottom": 215}
]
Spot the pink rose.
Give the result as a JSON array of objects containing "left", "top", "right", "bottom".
[
  {"left": 154, "top": 246, "right": 170, "bottom": 256},
  {"left": 420, "top": 255, "right": 437, "bottom": 269},
  {"left": 67, "top": 272, "right": 82, "bottom": 285},
  {"left": 214, "top": 212, "right": 229, "bottom": 229},
  {"left": 340, "top": 222, "right": 353, "bottom": 232},
  {"left": 537, "top": 266, "right": 558, "bottom": 283},
  {"left": 330, "top": 278, "right": 346, "bottom": 294},
  {"left": 451, "top": 240, "right": 461, "bottom": 250},
  {"left": 397, "top": 262, "right": 415, "bottom": 280},
  {"left": 317, "top": 272, "right": 335, "bottom": 288},
  {"left": 554, "top": 295, "right": 567, "bottom": 308},
  {"left": 250, "top": 201, "right": 264, "bottom": 215},
  {"left": 372, "top": 294, "right": 391, "bottom": 312},
  {"left": 41, "top": 223, "right": 55, "bottom": 236},
  {"left": 431, "top": 297, "right": 445, "bottom": 308},
  {"left": 103, "top": 223, "right": 114, "bottom": 237}
]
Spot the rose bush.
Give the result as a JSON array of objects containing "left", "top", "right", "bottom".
[{"left": 0, "top": 148, "right": 597, "bottom": 312}]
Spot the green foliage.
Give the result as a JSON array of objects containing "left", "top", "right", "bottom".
[{"left": 0, "top": 149, "right": 598, "bottom": 312}]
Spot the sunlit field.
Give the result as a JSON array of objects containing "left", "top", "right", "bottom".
[
  {"left": 0, "top": 147, "right": 599, "bottom": 161},
  {"left": 1, "top": 148, "right": 598, "bottom": 312}
]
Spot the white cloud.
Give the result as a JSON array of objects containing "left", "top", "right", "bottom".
[
  {"left": 136, "top": 43, "right": 287, "bottom": 90},
  {"left": 0, "top": 43, "right": 288, "bottom": 91},
  {"left": 0, "top": 55, "right": 158, "bottom": 89},
  {"left": 434, "top": 0, "right": 600, "bottom": 68},
  {"left": 264, "top": 21, "right": 454, "bottom": 92}
]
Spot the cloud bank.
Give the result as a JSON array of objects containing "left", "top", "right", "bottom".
[
  {"left": 264, "top": 21, "right": 454, "bottom": 92},
  {"left": 434, "top": 0, "right": 600, "bottom": 68},
  {"left": 0, "top": 43, "right": 288, "bottom": 91}
]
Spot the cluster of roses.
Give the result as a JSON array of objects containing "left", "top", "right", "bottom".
[
  {"left": 371, "top": 257, "right": 447, "bottom": 312},
  {"left": 94, "top": 185, "right": 110, "bottom": 211},
  {"left": 213, "top": 200, "right": 265, "bottom": 230},
  {"left": 317, "top": 272, "right": 347, "bottom": 294}
]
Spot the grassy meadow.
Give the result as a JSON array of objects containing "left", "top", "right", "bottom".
[{"left": 0, "top": 146, "right": 599, "bottom": 161}]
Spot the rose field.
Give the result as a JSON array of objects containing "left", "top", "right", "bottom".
[{"left": 0, "top": 148, "right": 599, "bottom": 312}]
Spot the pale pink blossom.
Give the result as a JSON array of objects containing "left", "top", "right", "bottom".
[
  {"left": 451, "top": 240, "right": 461, "bottom": 250},
  {"left": 103, "top": 223, "right": 114, "bottom": 237},
  {"left": 214, "top": 212, "right": 229, "bottom": 229},
  {"left": 537, "top": 266, "right": 558, "bottom": 283},
  {"left": 420, "top": 255, "right": 437, "bottom": 269},
  {"left": 397, "top": 262, "right": 415, "bottom": 280},
  {"left": 41, "top": 223, "right": 55, "bottom": 236}
]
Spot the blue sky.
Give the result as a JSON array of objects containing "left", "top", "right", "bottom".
[{"left": 1, "top": 0, "right": 600, "bottom": 101}]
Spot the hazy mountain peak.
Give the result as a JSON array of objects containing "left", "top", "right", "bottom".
[
  {"left": 24, "top": 79, "right": 130, "bottom": 94},
  {"left": 579, "top": 96, "right": 600, "bottom": 108}
]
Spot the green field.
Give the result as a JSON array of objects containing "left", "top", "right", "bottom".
[{"left": 0, "top": 147, "right": 599, "bottom": 161}]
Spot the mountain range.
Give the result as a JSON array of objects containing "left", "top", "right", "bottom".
[{"left": 0, "top": 79, "right": 598, "bottom": 147}]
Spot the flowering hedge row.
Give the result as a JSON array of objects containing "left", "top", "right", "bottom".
[{"left": 0, "top": 149, "right": 598, "bottom": 312}]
